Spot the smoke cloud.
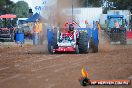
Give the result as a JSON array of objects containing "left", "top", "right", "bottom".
[
  {"left": 47, "top": 0, "right": 80, "bottom": 28},
  {"left": 40, "top": 0, "right": 80, "bottom": 49}
]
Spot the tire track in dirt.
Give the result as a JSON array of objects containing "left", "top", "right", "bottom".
[{"left": 31, "top": 54, "right": 95, "bottom": 72}]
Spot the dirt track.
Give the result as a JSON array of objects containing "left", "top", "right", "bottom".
[{"left": 0, "top": 31, "right": 132, "bottom": 88}]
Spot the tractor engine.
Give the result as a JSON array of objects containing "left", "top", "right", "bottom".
[
  {"left": 53, "top": 22, "right": 79, "bottom": 53},
  {"left": 59, "top": 32, "right": 74, "bottom": 43},
  {"left": 58, "top": 22, "right": 78, "bottom": 46}
]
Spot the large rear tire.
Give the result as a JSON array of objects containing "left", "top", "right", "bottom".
[
  {"left": 47, "top": 28, "right": 58, "bottom": 54},
  {"left": 52, "top": 28, "right": 58, "bottom": 49},
  {"left": 48, "top": 43, "right": 52, "bottom": 53},
  {"left": 120, "top": 31, "right": 126, "bottom": 45},
  {"left": 78, "top": 32, "right": 88, "bottom": 53},
  {"left": 48, "top": 28, "right": 58, "bottom": 54}
]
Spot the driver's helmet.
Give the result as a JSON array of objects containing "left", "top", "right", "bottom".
[{"left": 69, "top": 24, "right": 74, "bottom": 31}]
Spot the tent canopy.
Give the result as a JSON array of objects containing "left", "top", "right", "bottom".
[
  {"left": 0, "top": 14, "right": 16, "bottom": 18},
  {"left": 26, "top": 13, "right": 45, "bottom": 22}
]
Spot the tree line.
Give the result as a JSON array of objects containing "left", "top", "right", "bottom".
[
  {"left": 79, "top": 0, "right": 132, "bottom": 13},
  {"left": 0, "top": 0, "right": 131, "bottom": 17},
  {"left": 0, "top": 0, "right": 29, "bottom": 18}
]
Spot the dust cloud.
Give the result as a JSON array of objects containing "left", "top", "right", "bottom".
[
  {"left": 48, "top": 0, "right": 80, "bottom": 28},
  {"left": 38, "top": 0, "right": 80, "bottom": 53}
]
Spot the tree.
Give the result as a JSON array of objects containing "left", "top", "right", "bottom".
[
  {"left": 0, "top": 0, "right": 14, "bottom": 14},
  {"left": 109, "top": 0, "right": 132, "bottom": 10},
  {"left": 102, "top": 0, "right": 132, "bottom": 13},
  {"left": 78, "top": 0, "right": 132, "bottom": 14},
  {"left": 79, "top": 0, "right": 132, "bottom": 10},
  {"left": 11, "top": 1, "right": 29, "bottom": 18},
  {"left": 79, "top": 0, "right": 102, "bottom": 7}
]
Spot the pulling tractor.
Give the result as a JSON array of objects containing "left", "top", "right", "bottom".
[
  {"left": 106, "top": 15, "right": 127, "bottom": 44},
  {"left": 47, "top": 21, "right": 99, "bottom": 54},
  {"left": 0, "top": 14, "right": 17, "bottom": 41}
]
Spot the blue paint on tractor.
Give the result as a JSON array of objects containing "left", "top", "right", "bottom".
[
  {"left": 47, "top": 28, "right": 53, "bottom": 44},
  {"left": 92, "top": 27, "right": 99, "bottom": 48},
  {"left": 47, "top": 28, "right": 53, "bottom": 52},
  {"left": 107, "top": 15, "right": 124, "bottom": 19}
]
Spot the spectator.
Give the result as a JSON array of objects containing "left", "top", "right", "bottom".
[
  {"left": 32, "top": 19, "right": 41, "bottom": 45},
  {"left": 85, "top": 20, "right": 91, "bottom": 28},
  {"left": 96, "top": 21, "right": 101, "bottom": 33}
]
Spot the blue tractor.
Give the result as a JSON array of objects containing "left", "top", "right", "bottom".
[
  {"left": 106, "top": 15, "right": 126, "bottom": 44},
  {"left": 47, "top": 21, "right": 99, "bottom": 54}
]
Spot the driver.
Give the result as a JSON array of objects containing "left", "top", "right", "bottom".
[
  {"left": 114, "top": 20, "right": 120, "bottom": 28},
  {"left": 69, "top": 24, "right": 74, "bottom": 31}
]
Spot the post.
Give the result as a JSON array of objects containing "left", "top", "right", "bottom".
[
  {"left": 87, "top": 0, "right": 88, "bottom": 7},
  {"left": 72, "top": 0, "right": 73, "bottom": 22}
]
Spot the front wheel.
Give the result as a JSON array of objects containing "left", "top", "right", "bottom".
[
  {"left": 78, "top": 32, "right": 88, "bottom": 53},
  {"left": 52, "top": 28, "right": 58, "bottom": 49},
  {"left": 75, "top": 45, "right": 79, "bottom": 54}
]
